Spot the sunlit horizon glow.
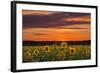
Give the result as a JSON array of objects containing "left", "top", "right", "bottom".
[{"left": 23, "top": 10, "right": 91, "bottom": 41}]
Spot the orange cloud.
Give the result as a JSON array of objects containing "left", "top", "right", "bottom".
[{"left": 64, "top": 16, "right": 90, "bottom": 22}]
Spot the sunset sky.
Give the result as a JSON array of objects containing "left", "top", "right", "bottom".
[{"left": 22, "top": 10, "right": 91, "bottom": 41}]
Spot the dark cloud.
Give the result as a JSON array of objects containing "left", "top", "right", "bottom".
[
  {"left": 24, "top": 32, "right": 48, "bottom": 35},
  {"left": 23, "top": 12, "right": 90, "bottom": 29}
]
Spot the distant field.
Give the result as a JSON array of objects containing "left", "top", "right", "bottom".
[{"left": 23, "top": 42, "right": 91, "bottom": 63}]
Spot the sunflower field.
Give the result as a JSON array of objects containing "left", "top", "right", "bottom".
[{"left": 23, "top": 42, "right": 91, "bottom": 63}]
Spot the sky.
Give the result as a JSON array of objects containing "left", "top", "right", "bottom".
[{"left": 22, "top": 10, "right": 91, "bottom": 41}]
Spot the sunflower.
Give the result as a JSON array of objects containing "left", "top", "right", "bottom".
[
  {"left": 85, "top": 48, "right": 90, "bottom": 57},
  {"left": 52, "top": 44, "right": 57, "bottom": 49},
  {"left": 43, "top": 46, "right": 50, "bottom": 53},
  {"left": 85, "top": 48, "right": 90, "bottom": 53},
  {"left": 24, "top": 48, "right": 30, "bottom": 52},
  {"left": 69, "top": 48, "right": 76, "bottom": 55},
  {"left": 24, "top": 51, "right": 32, "bottom": 59},
  {"left": 33, "top": 50, "right": 39, "bottom": 56},
  {"left": 57, "top": 51, "right": 65, "bottom": 60},
  {"left": 61, "top": 42, "right": 67, "bottom": 49}
]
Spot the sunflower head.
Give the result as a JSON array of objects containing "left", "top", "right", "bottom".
[
  {"left": 23, "top": 48, "right": 32, "bottom": 58},
  {"left": 44, "top": 46, "right": 50, "bottom": 53},
  {"left": 57, "top": 51, "right": 65, "bottom": 60},
  {"left": 24, "top": 48, "right": 31, "bottom": 52},
  {"left": 85, "top": 48, "right": 91, "bottom": 57},
  {"left": 52, "top": 44, "right": 57, "bottom": 49},
  {"left": 33, "top": 50, "right": 39, "bottom": 56},
  {"left": 61, "top": 42, "right": 67, "bottom": 49},
  {"left": 69, "top": 48, "right": 76, "bottom": 55},
  {"left": 24, "top": 51, "right": 32, "bottom": 60}
]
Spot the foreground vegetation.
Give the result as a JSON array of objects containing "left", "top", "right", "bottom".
[{"left": 23, "top": 42, "right": 91, "bottom": 62}]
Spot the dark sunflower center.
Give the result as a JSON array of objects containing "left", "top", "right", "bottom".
[
  {"left": 35, "top": 51, "right": 37, "bottom": 53},
  {"left": 45, "top": 47, "right": 48, "bottom": 51},
  {"left": 63, "top": 45, "right": 65, "bottom": 47},
  {"left": 26, "top": 53, "right": 28, "bottom": 56},
  {"left": 71, "top": 49, "right": 74, "bottom": 53}
]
